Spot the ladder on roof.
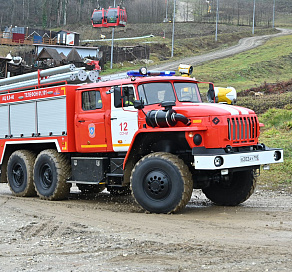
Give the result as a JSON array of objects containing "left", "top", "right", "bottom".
[{"left": 0, "top": 64, "right": 100, "bottom": 94}]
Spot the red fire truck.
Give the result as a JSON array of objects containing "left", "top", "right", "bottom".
[{"left": 0, "top": 67, "right": 283, "bottom": 213}]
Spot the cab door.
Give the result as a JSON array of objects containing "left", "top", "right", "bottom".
[
  {"left": 110, "top": 85, "right": 138, "bottom": 152},
  {"left": 75, "top": 90, "right": 107, "bottom": 152}
]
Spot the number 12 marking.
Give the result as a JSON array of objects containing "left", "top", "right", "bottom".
[{"left": 119, "top": 122, "right": 128, "bottom": 131}]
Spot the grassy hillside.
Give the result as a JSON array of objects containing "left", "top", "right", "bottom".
[
  {"left": 258, "top": 108, "right": 292, "bottom": 189},
  {"left": 194, "top": 35, "right": 292, "bottom": 91}
]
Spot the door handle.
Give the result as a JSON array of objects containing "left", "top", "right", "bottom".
[
  {"left": 110, "top": 118, "right": 117, "bottom": 120},
  {"left": 78, "top": 120, "right": 85, "bottom": 123}
]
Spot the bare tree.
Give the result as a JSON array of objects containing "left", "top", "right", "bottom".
[
  {"left": 63, "top": 0, "right": 69, "bottom": 26},
  {"left": 0, "top": 0, "right": 290, "bottom": 30}
]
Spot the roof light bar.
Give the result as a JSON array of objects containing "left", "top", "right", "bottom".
[
  {"left": 148, "top": 71, "right": 175, "bottom": 76},
  {"left": 127, "top": 69, "right": 175, "bottom": 77}
]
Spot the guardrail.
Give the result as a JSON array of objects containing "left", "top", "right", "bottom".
[
  {"left": 0, "top": 33, "right": 57, "bottom": 46},
  {"left": 0, "top": 38, "right": 33, "bottom": 46}
]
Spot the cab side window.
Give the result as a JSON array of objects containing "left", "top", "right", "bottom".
[
  {"left": 82, "top": 91, "right": 102, "bottom": 110},
  {"left": 114, "top": 86, "right": 135, "bottom": 108}
]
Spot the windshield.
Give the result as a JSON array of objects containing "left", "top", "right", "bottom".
[
  {"left": 107, "top": 9, "right": 117, "bottom": 23},
  {"left": 174, "top": 82, "right": 200, "bottom": 102},
  {"left": 137, "top": 82, "right": 201, "bottom": 105},
  {"left": 138, "top": 83, "right": 176, "bottom": 105},
  {"left": 92, "top": 11, "right": 102, "bottom": 24}
]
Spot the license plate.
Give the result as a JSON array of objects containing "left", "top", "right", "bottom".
[{"left": 240, "top": 155, "right": 259, "bottom": 163}]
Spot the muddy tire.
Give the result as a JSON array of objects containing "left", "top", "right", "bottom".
[
  {"left": 130, "top": 152, "right": 193, "bottom": 213},
  {"left": 7, "top": 150, "right": 36, "bottom": 197},
  {"left": 33, "top": 149, "right": 71, "bottom": 200},
  {"left": 202, "top": 170, "right": 257, "bottom": 206},
  {"left": 77, "top": 184, "right": 106, "bottom": 194}
]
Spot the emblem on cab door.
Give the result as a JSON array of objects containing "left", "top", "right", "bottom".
[{"left": 88, "top": 123, "right": 95, "bottom": 138}]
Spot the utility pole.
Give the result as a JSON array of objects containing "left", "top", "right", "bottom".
[
  {"left": 164, "top": 0, "right": 169, "bottom": 22},
  {"left": 272, "top": 0, "right": 276, "bottom": 28},
  {"left": 252, "top": 0, "right": 256, "bottom": 35},
  {"left": 215, "top": 0, "right": 219, "bottom": 42},
  {"left": 110, "top": 0, "right": 116, "bottom": 69},
  {"left": 171, "top": 0, "right": 176, "bottom": 58}
]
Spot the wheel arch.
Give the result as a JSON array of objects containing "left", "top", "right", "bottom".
[
  {"left": 1, "top": 140, "right": 60, "bottom": 183},
  {"left": 123, "top": 131, "right": 190, "bottom": 186}
]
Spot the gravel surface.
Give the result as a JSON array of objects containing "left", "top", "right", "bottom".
[
  {"left": 1, "top": 29, "right": 292, "bottom": 272},
  {"left": 0, "top": 183, "right": 291, "bottom": 272}
]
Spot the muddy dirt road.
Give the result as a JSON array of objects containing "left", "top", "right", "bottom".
[
  {"left": 0, "top": 183, "right": 291, "bottom": 272},
  {"left": 1, "top": 29, "right": 292, "bottom": 271},
  {"left": 153, "top": 28, "right": 292, "bottom": 71}
]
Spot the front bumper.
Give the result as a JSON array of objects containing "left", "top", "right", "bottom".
[{"left": 192, "top": 148, "right": 283, "bottom": 170}]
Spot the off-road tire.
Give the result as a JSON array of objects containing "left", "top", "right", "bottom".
[
  {"left": 33, "top": 149, "right": 71, "bottom": 200},
  {"left": 202, "top": 170, "right": 257, "bottom": 206},
  {"left": 130, "top": 152, "right": 193, "bottom": 213},
  {"left": 7, "top": 150, "right": 36, "bottom": 197},
  {"left": 77, "top": 184, "right": 106, "bottom": 194}
]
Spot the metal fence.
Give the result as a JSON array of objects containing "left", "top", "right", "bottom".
[{"left": 100, "top": 45, "right": 150, "bottom": 64}]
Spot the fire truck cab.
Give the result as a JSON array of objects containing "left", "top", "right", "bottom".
[{"left": 0, "top": 68, "right": 283, "bottom": 213}]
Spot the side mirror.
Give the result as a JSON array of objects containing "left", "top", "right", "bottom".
[
  {"left": 207, "top": 83, "right": 215, "bottom": 103},
  {"left": 134, "top": 100, "right": 144, "bottom": 110}
]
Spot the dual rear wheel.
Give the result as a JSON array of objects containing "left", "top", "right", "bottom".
[{"left": 7, "top": 149, "right": 71, "bottom": 200}]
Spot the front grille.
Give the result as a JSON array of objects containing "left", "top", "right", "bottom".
[{"left": 227, "top": 116, "right": 258, "bottom": 143}]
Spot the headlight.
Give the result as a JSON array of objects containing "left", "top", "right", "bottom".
[{"left": 193, "top": 134, "right": 202, "bottom": 146}]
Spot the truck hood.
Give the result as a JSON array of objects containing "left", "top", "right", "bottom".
[{"left": 176, "top": 103, "right": 255, "bottom": 117}]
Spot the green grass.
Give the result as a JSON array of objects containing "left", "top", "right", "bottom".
[
  {"left": 237, "top": 93, "right": 292, "bottom": 115},
  {"left": 258, "top": 108, "right": 292, "bottom": 189},
  {"left": 260, "top": 107, "right": 292, "bottom": 129},
  {"left": 194, "top": 35, "right": 292, "bottom": 92}
]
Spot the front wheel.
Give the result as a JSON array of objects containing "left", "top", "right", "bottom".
[
  {"left": 34, "top": 149, "right": 71, "bottom": 200},
  {"left": 202, "top": 170, "right": 257, "bottom": 206},
  {"left": 130, "top": 152, "right": 193, "bottom": 213}
]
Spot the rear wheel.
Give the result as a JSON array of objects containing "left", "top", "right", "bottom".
[
  {"left": 7, "top": 150, "right": 36, "bottom": 197},
  {"left": 130, "top": 152, "right": 193, "bottom": 213},
  {"left": 33, "top": 149, "right": 71, "bottom": 200},
  {"left": 202, "top": 170, "right": 257, "bottom": 206}
]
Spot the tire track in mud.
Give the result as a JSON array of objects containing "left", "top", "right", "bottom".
[
  {"left": 0, "top": 186, "right": 292, "bottom": 271},
  {"left": 18, "top": 220, "right": 66, "bottom": 239}
]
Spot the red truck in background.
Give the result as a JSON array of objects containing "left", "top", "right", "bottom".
[{"left": 0, "top": 67, "right": 283, "bottom": 213}]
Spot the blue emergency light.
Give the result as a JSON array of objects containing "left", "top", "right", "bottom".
[{"left": 127, "top": 68, "right": 175, "bottom": 77}]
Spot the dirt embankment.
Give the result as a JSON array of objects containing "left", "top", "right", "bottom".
[{"left": 0, "top": 183, "right": 291, "bottom": 271}]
